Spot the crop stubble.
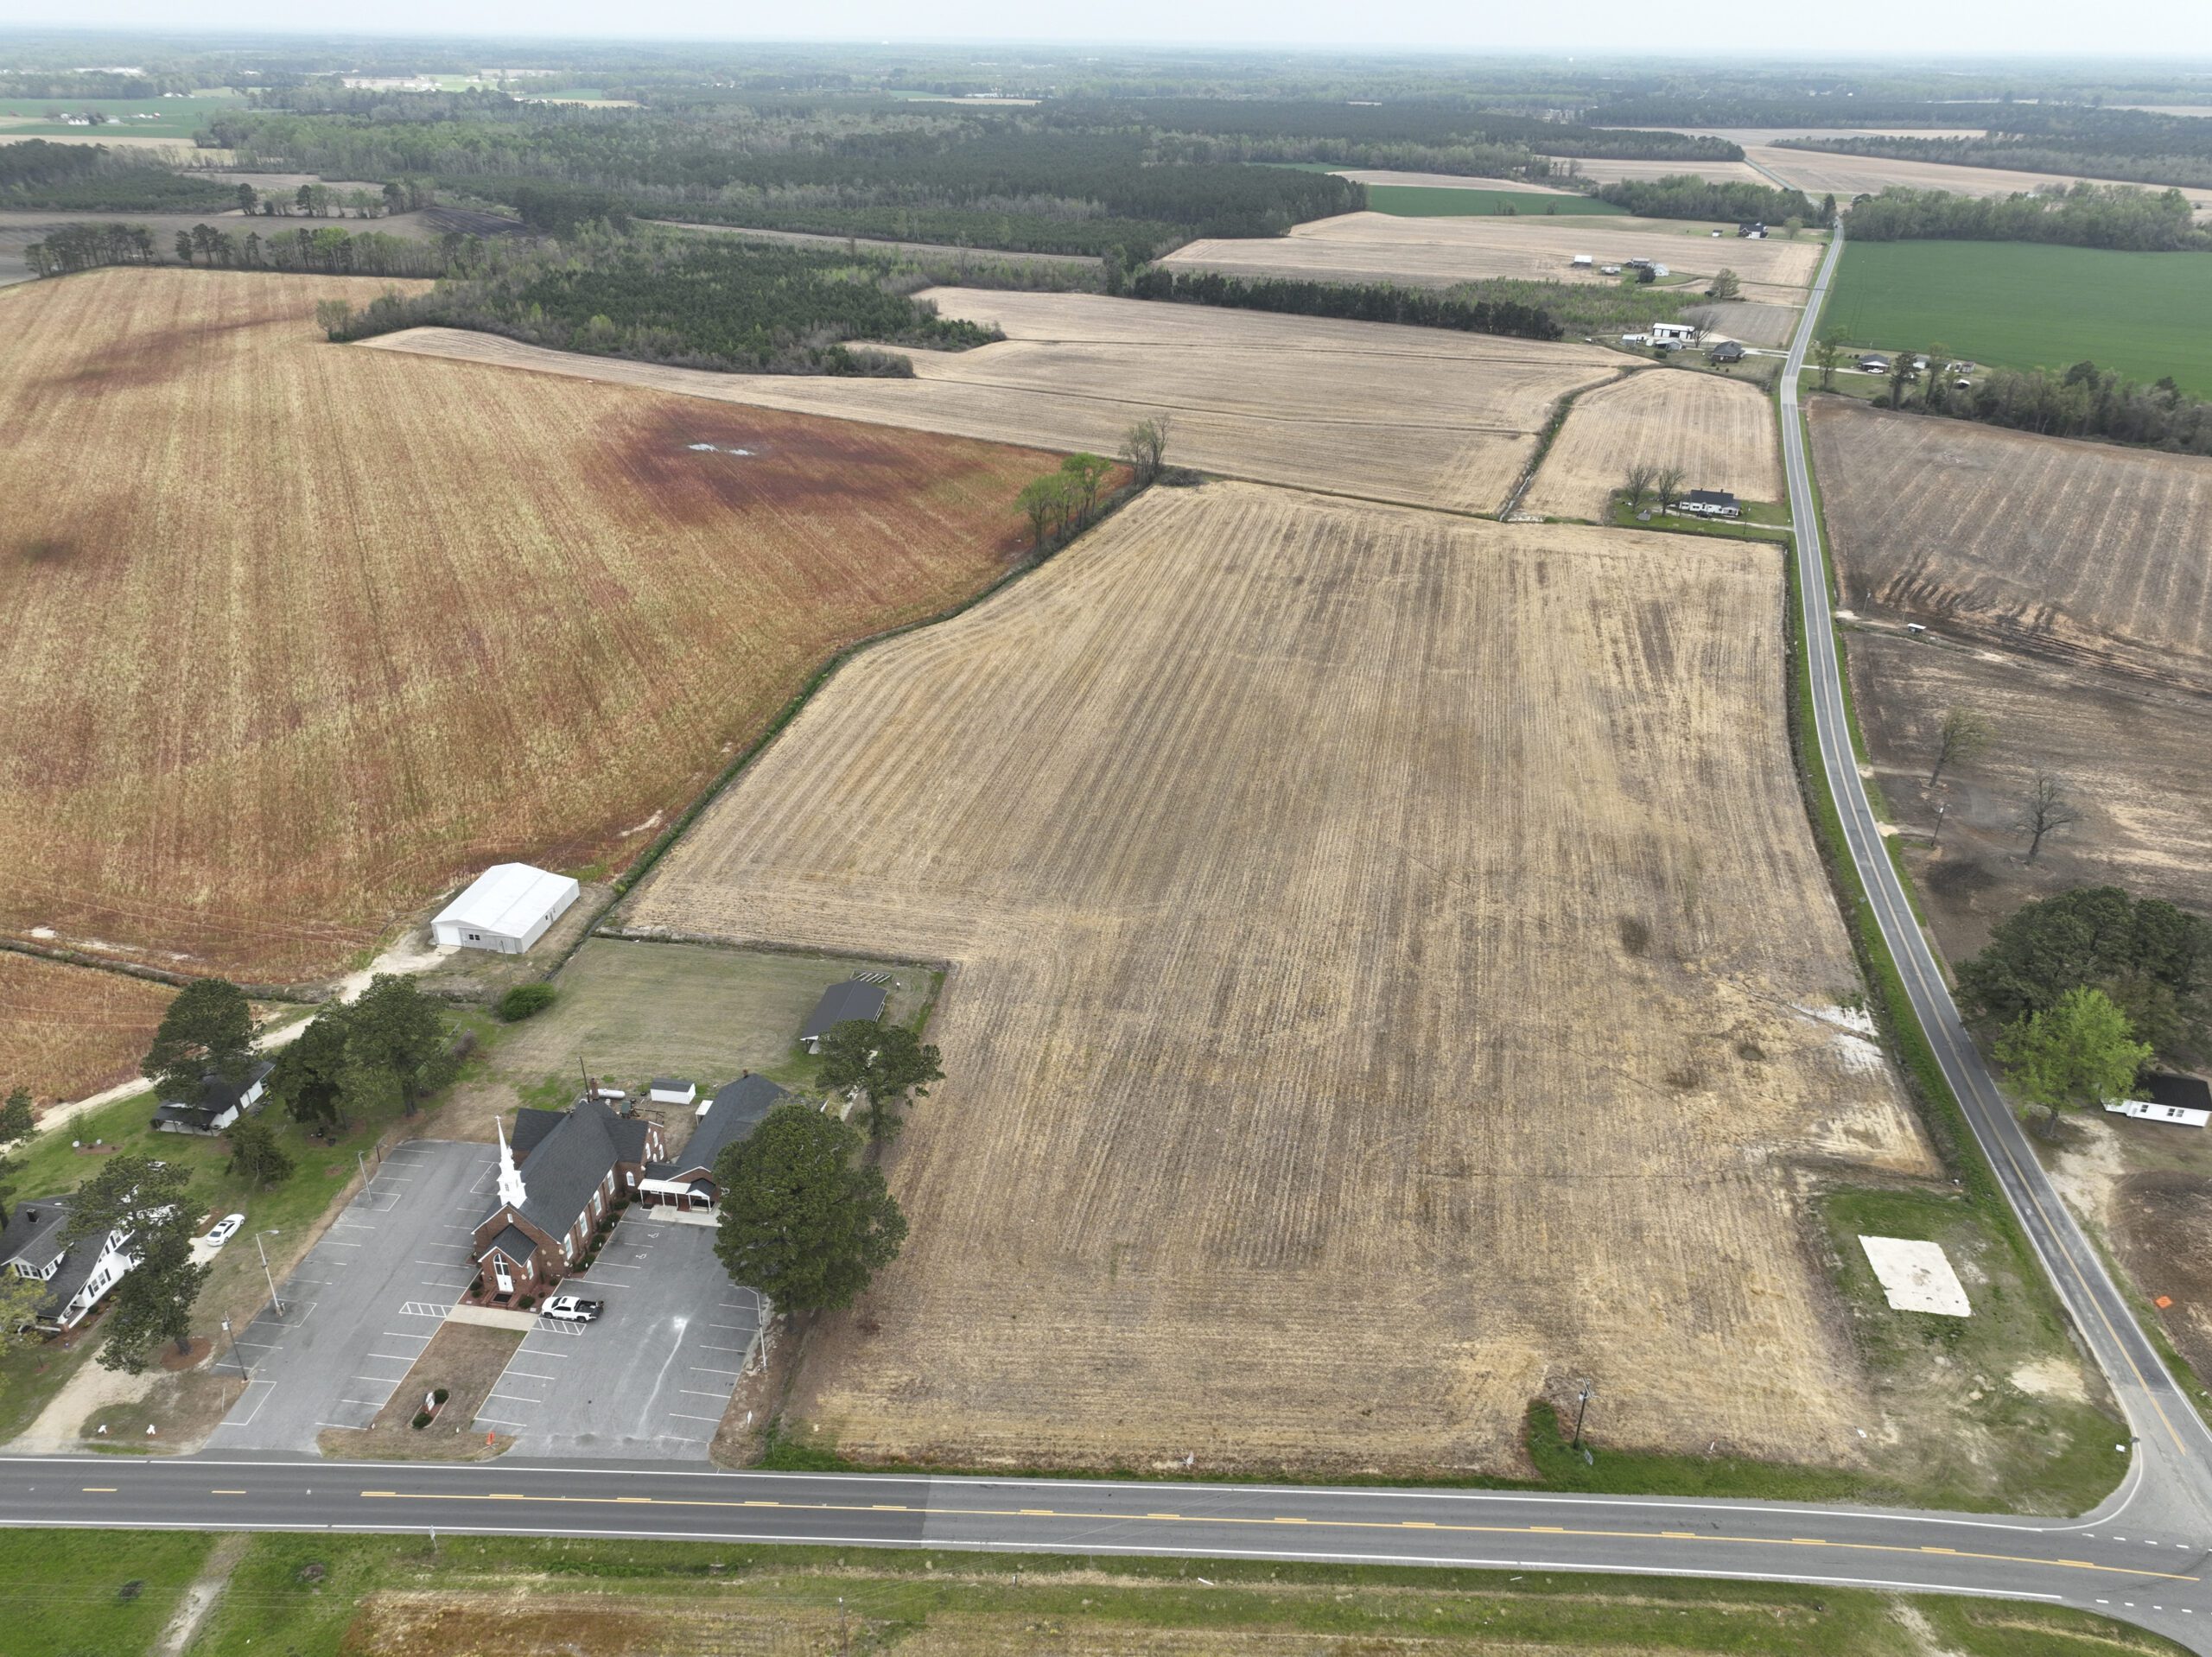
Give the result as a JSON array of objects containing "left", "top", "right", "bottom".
[
  {"left": 0, "top": 268, "right": 1053, "bottom": 981},
  {"left": 0, "top": 952, "right": 175, "bottom": 1103},
  {"left": 366, "top": 288, "right": 1620, "bottom": 515},
  {"left": 1160, "top": 212, "right": 1824, "bottom": 305},
  {"left": 1522, "top": 368, "right": 1783, "bottom": 521},
  {"left": 624, "top": 480, "right": 1931, "bottom": 1475},
  {"left": 1810, "top": 401, "right": 2212, "bottom": 691}
]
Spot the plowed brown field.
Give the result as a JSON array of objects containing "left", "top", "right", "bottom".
[
  {"left": 622, "top": 479, "right": 1930, "bottom": 1476},
  {"left": 1523, "top": 368, "right": 1783, "bottom": 521},
  {"left": 0, "top": 269, "right": 1056, "bottom": 981},
  {"left": 365, "top": 289, "right": 1620, "bottom": 515},
  {"left": 1810, "top": 401, "right": 2212, "bottom": 691},
  {"left": 1160, "top": 213, "right": 1824, "bottom": 305},
  {"left": 0, "top": 953, "right": 175, "bottom": 1104}
]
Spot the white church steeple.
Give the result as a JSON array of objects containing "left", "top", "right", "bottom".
[{"left": 495, "top": 1114, "right": 527, "bottom": 1211}]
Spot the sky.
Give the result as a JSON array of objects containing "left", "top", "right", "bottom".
[{"left": 11, "top": 1, "right": 2212, "bottom": 59}]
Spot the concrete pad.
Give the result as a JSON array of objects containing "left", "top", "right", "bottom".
[{"left": 1859, "top": 1235, "right": 1972, "bottom": 1317}]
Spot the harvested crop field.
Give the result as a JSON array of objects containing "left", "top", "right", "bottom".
[
  {"left": 1847, "top": 631, "right": 2212, "bottom": 961},
  {"left": 1810, "top": 401, "right": 2212, "bottom": 691},
  {"left": 1558, "top": 156, "right": 1772, "bottom": 187},
  {"left": 0, "top": 952, "right": 174, "bottom": 1105},
  {"left": 365, "top": 288, "right": 1621, "bottom": 515},
  {"left": 622, "top": 479, "right": 1932, "bottom": 1476},
  {"left": 1745, "top": 145, "right": 2212, "bottom": 212},
  {"left": 1522, "top": 368, "right": 1783, "bottom": 521},
  {"left": 1160, "top": 212, "right": 1824, "bottom": 304},
  {"left": 0, "top": 268, "right": 1057, "bottom": 983}
]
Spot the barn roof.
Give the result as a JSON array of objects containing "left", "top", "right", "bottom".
[
  {"left": 434, "top": 863, "right": 578, "bottom": 938},
  {"left": 801, "top": 980, "right": 888, "bottom": 1043}
]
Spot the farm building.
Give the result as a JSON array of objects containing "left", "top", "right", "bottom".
[
  {"left": 1738, "top": 220, "right": 1769, "bottom": 238},
  {"left": 1710, "top": 340, "right": 1747, "bottom": 364},
  {"left": 432, "top": 863, "right": 581, "bottom": 954},
  {"left": 639, "top": 1073, "right": 791, "bottom": 1213},
  {"left": 1673, "top": 489, "right": 1743, "bottom": 519},
  {"left": 800, "top": 979, "right": 888, "bottom": 1053},
  {"left": 150, "top": 1060, "right": 274, "bottom": 1135},
  {"left": 473, "top": 1099, "right": 668, "bottom": 1300},
  {"left": 0, "top": 1194, "right": 141, "bottom": 1333},
  {"left": 1650, "top": 322, "right": 1697, "bottom": 348},
  {"left": 648, "top": 1077, "right": 697, "bottom": 1108},
  {"left": 1570, "top": 254, "right": 1593, "bottom": 268}
]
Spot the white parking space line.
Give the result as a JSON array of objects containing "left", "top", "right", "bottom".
[
  {"left": 699, "top": 1344, "right": 749, "bottom": 1355},
  {"left": 477, "top": 1415, "right": 528, "bottom": 1429},
  {"left": 688, "top": 1365, "right": 741, "bottom": 1376},
  {"left": 677, "top": 1388, "right": 728, "bottom": 1399},
  {"left": 503, "top": 1370, "right": 561, "bottom": 1381},
  {"left": 667, "top": 1412, "right": 722, "bottom": 1424},
  {"left": 213, "top": 1381, "right": 276, "bottom": 1427},
  {"left": 485, "top": 1393, "right": 542, "bottom": 1409}
]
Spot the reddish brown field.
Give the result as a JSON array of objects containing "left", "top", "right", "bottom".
[
  {"left": 0, "top": 952, "right": 174, "bottom": 1104},
  {"left": 0, "top": 269, "right": 1055, "bottom": 982}
]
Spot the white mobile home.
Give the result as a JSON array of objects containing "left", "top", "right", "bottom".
[
  {"left": 433, "top": 863, "right": 581, "bottom": 954},
  {"left": 1649, "top": 322, "right": 1697, "bottom": 347}
]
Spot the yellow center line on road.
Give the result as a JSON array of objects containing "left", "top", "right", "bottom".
[{"left": 349, "top": 1490, "right": 2199, "bottom": 1582}]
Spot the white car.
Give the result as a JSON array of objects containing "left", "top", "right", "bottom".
[
  {"left": 543, "top": 1295, "right": 603, "bottom": 1323},
  {"left": 204, "top": 1213, "right": 245, "bottom": 1248}
]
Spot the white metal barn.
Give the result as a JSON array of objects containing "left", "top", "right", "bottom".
[{"left": 432, "top": 863, "right": 581, "bottom": 954}]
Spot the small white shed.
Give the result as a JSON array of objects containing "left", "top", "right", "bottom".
[{"left": 432, "top": 863, "right": 580, "bottom": 954}]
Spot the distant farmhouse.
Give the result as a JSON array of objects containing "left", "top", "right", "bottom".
[
  {"left": 800, "top": 979, "right": 888, "bottom": 1054},
  {"left": 474, "top": 1098, "right": 666, "bottom": 1301},
  {"left": 151, "top": 1060, "right": 273, "bottom": 1136},
  {"left": 1709, "top": 340, "right": 1746, "bottom": 365},
  {"left": 1737, "top": 220, "right": 1768, "bottom": 238},
  {"left": 1673, "top": 489, "right": 1743, "bottom": 520},
  {"left": 433, "top": 863, "right": 580, "bottom": 954},
  {"left": 0, "top": 1195, "right": 140, "bottom": 1333}
]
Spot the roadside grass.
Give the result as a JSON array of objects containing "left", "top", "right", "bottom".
[
  {"left": 0, "top": 1527, "right": 215, "bottom": 1657},
  {"left": 1604, "top": 497, "right": 1792, "bottom": 542},
  {"left": 1365, "top": 183, "right": 1627, "bottom": 217},
  {"left": 1820, "top": 239, "right": 2212, "bottom": 397},
  {"left": 178, "top": 1532, "right": 2186, "bottom": 1657}
]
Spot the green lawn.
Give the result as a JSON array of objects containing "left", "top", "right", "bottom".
[
  {"left": 182, "top": 1533, "right": 2189, "bottom": 1657},
  {"left": 1821, "top": 239, "right": 2212, "bottom": 396},
  {"left": 0, "top": 1528, "right": 215, "bottom": 1657},
  {"left": 1365, "top": 184, "right": 1624, "bottom": 217},
  {"left": 0, "top": 92, "right": 242, "bottom": 141}
]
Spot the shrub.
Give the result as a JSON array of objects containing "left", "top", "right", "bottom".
[
  {"left": 498, "top": 982, "right": 558, "bottom": 1022},
  {"left": 411, "top": 1411, "right": 432, "bottom": 1430},
  {"left": 518, "top": 1294, "right": 536, "bottom": 1310},
  {"left": 432, "top": 1387, "right": 449, "bottom": 1405}
]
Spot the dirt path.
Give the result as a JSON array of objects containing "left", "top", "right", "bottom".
[{"left": 153, "top": 1531, "right": 250, "bottom": 1657}]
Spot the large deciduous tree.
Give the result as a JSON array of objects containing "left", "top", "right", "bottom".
[
  {"left": 61, "top": 1153, "right": 208, "bottom": 1372},
  {"left": 817, "top": 1020, "right": 945, "bottom": 1145},
  {"left": 1927, "top": 703, "right": 1991, "bottom": 785},
  {"left": 1995, "top": 987, "right": 2153, "bottom": 1140},
  {"left": 715, "top": 1106, "right": 906, "bottom": 1313},
  {"left": 225, "top": 1118, "right": 296, "bottom": 1188},
  {"left": 342, "top": 975, "right": 457, "bottom": 1115},
  {"left": 268, "top": 1006, "right": 352, "bottom": 1132},
  {"left": 143, "top": 979, "right": 255, "bottom": 1104}
]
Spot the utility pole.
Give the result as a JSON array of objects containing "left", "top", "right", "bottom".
[
  {"left": 1931, "top": 799, "right": 1948, "bottom": 848},
  {"left": 257, "top": 1228, "right": 283, "bottom": 1317},
  {"left": 1570, "top": 1379, "right": 1594, "bottom": 1451}
]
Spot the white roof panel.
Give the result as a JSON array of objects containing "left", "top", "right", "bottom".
[{"left": 433, "top": 863, "right": 578, "bottom": 937}]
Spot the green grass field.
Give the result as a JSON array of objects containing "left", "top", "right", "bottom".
[
  {"left": 1822, "top": 239, "right": 2212, "bottom": 396},
  {"left": 0, "top": 92, "right": 241, "bottom": 141},
  {"left": 1365, "top": 184, "right": 1624, "bottom": 217}
]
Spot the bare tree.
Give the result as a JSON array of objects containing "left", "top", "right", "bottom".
[
  {"left": 2012, "top": 770, "right": 2082, "bottom": 864},
  {"left": 1654, "top": 465, "right": 1685, "bottom": 512},
  {"left": 1118, "top": 415, "right": 1173, "bottom": 486},
  {"left": 1928, "top": 703, "right": 1991, "bottom": 785},
  {"left": 1622, "top": 462, "right": 1656, "bottom": 515}
]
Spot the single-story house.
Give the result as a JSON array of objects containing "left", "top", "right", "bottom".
[
  {"left": 1858, "top": 355, "right": 1891, "bottom": 374},
  {"left": 648, "top": 1077, "right": 697, "bottom": 1108},
  {"left": 0, "top": 1195, "right": 140, "bottom": 1333},
  {"left": 1649, "top": 321, "right": 1697, "bottom": 347},
  {"left": 639, "top": 1073, "right": 791, "bottom": 1212},
  {"left": 1673, "top": 489, "right": 1743, "bottom": 520},
  {"left": 801, "top": 980, "right": 888, "bottom": 1053},
  {"left": 2108, "top": 1074, "right": 2212, "bottom": 1128},
  {"left": 432, "top": 863, "right": 581, "bottom": 954},
  {"left": 1737, "top": 220, "right": 1767, "bottom": 238},
  {"left": 472, "top": 1098, "right": 667, "bottom": 1301},
  {"left": 1709, "top": 340, "right": 1746, "bottom": 364},
  {"left": 151, "top": 1060, "right": 273, "bottom": 1136}
]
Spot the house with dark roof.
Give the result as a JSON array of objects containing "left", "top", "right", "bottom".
[
  {"left": 0, "top": 1195, "right": 141, "bottom": 1333},
  {"left": 639, "top": 1074, "right": 791, "bottom": 1214},
  {"left": 800, "top": 980, "right": 887, "bottom": 1053},
  {"left": 471, "top": 1098, "right": 667, "bottom": 1301},
  {"left": 1671, "top": 488, "right": 1743, "bottom": 520},
  {"left": 1708, "top": 340, "right": 1746, "bottom": 365},
  {"left": 150, "top": 1060, "right": 274, "bottom": 1136}
]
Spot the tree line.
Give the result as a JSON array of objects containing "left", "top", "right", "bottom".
[
  {"left": 1816, "top": 343, "right": 2212, "bottom": 455},
  {"left": 321, "top": 232, "right": 1001, "bottom": 375},
  {"left": 1591, "top": 175, "right": 1816, "bottom": 225},
  {"left": 1845, "top": 183, "right": 2209, "bottom": 251},
  {"left": 1785, "top": 110, "right": 2212, "bottom": 191},
  {"left": 1128, "top": 266, "right": 1565, "bottom": 341},
  {"left": 0, "top": 140, "right": 236, "bottom": 213},
  {"left": 25, "top": 219, "right": 455, "bottom": 279}
]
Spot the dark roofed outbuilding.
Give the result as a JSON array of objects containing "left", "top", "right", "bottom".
[{"left": 801, "top": 980, "right": 888, "bottom": 1051}]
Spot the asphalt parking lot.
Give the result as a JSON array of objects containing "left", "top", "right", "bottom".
[
  {"left": 209, "top": 1140, "right": 496, "bottom": 1452},
  {"left": 477, "top": 1213, "right": 763, "bottom": 1460}
]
